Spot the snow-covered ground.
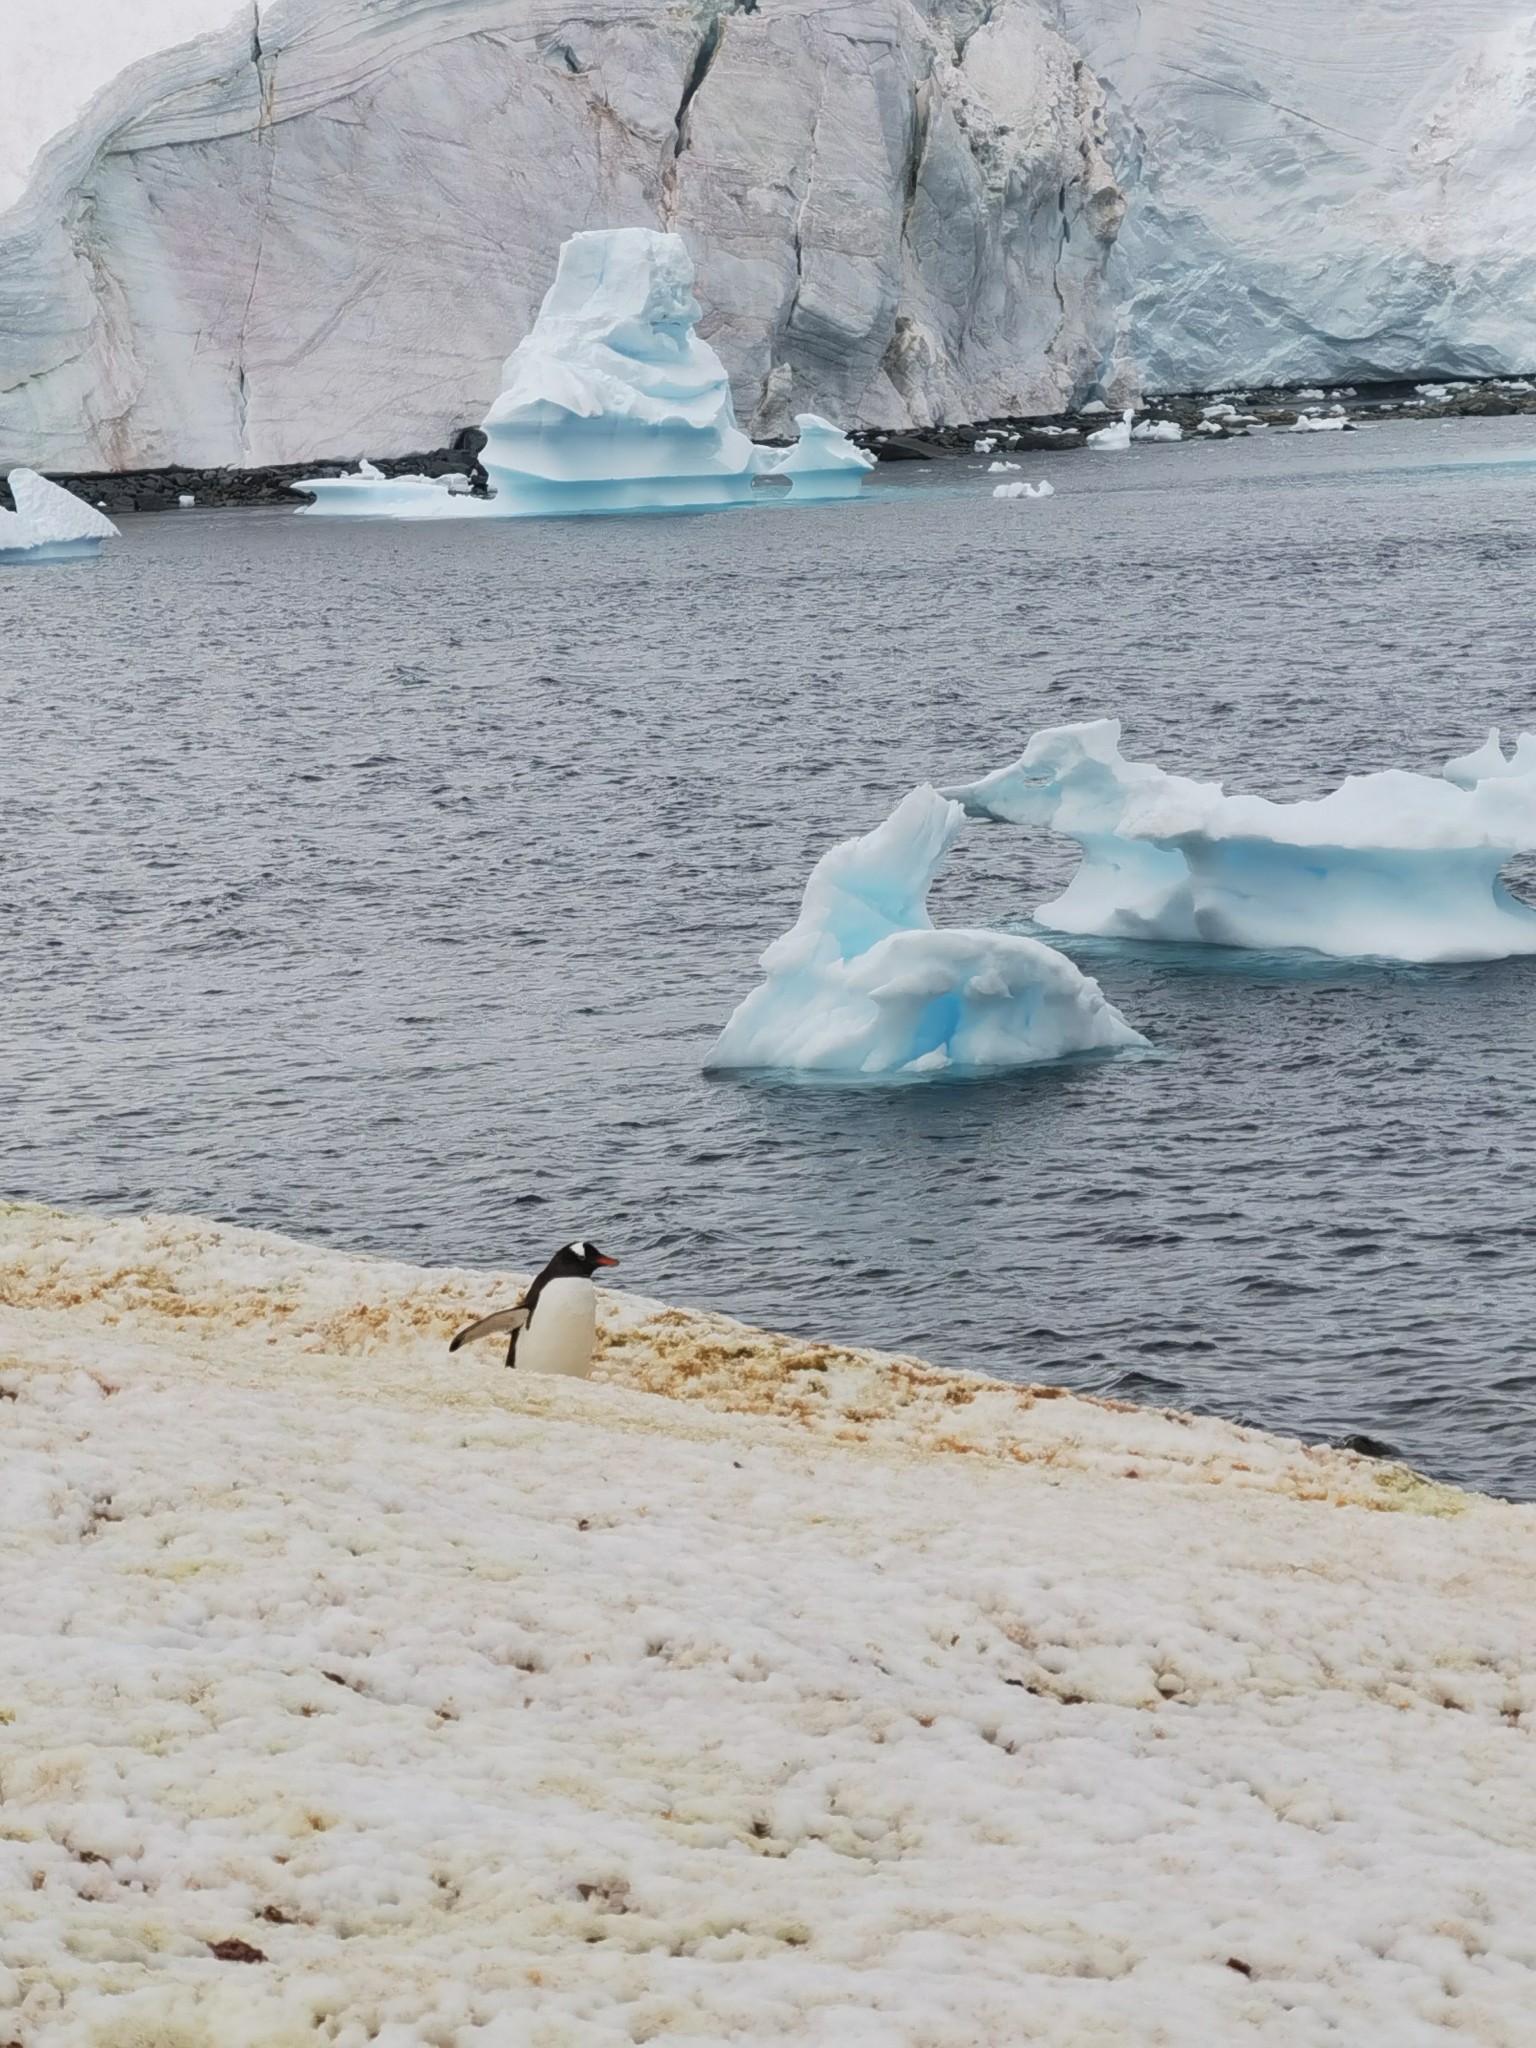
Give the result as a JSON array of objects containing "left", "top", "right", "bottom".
[{"left": 3, "top": 1199, "right": 1535, "bottom": 2045}]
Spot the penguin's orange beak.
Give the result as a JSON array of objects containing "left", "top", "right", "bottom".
[{"left": 595, "top": 1253, "right": 618, "bottom": 1268}]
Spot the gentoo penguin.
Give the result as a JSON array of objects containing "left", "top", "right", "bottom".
[{"left": 448, "top": 1241, "right": 618, "bottom": 1378}]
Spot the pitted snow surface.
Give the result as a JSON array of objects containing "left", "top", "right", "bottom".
[{"left": 2, "top": 1202, "right": 1535, "bottom": 2046}]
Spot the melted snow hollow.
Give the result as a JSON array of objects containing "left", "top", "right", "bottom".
[{"left": 2, "top": 1200, "right": 1535, "bottom": 2045}]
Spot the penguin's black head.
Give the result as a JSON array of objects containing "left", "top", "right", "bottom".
[{"left": 559, "top": 1240, "right": 619, "bottom": 1277}]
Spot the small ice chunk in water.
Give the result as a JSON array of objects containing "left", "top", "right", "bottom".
[
  {"left": 766, "top": 415, "right": 875, "bottom": 501},
  {"left": 706, "top": 786, "right": 1147, "bottom": 1076},
  {"left": 987, "top": 460, "right": 1021, "bottom": 472},
  {"left": 993, "top": 480, "right": 1054, "bottom": 499},
  {"left": 1131, "top": 419, "right": 1183, "bottom": 441}
]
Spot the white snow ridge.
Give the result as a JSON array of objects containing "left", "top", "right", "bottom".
[{"left": 3, "top": 1200, "right": 1536, "bottom": 2045}]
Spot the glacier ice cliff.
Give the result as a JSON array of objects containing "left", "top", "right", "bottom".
[
  {"left": 947, "top": 720, "right": 1536, "bottom": 964},
  {"left": 706, "top": 784, "right": 1147, "bottom": 1076},
  {"left": 0, "top": 470, "right": 119, "bottom": 562},
  {"left": 4, "top": 0, "right": 1535, "bottom": 472}
]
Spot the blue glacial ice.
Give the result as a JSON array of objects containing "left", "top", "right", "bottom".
[
  {"left": 764, "top": 415, "right": 876, "bottom": 501},
  {"left": 479, "top": 229, "right": 764, "bottom": 516},
  {"left": 293, "top": 231, "right": 870, "bottom": 522},
  {"left": 947, "top": 719, "right": 1536, "bottom": 963},
  {"left": 0, "top": 469, "right": 118, "bottom": 563},
  {"left": 706, "top": 785, "right": 1148, "bottom": 1078}
]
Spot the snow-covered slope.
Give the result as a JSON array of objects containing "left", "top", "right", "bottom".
[
  {"left": 2, "top": 0, "right": 1534, "bottom": 469},
  {"left": 3, "top": 1199, "right": 1535, "bottom": 2043}
]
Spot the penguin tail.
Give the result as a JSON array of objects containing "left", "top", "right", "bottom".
[{"left": 449, "top": 1306, "right": 529, "bottom": 1352}]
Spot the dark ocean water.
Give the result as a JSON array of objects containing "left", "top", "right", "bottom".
[{"left": 5, "top": 417, "right": 1536, "bottom": 1497}]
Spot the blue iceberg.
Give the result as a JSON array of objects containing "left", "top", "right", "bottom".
[
  {"left": 706, "top": 786, "right": 1148, "bottom": 1077},
  {"left": 947, "top": 719, "right": 1536, "bottom": 963},
  {"left": 0, "top": 469, "right": 118, "bottom": 564},
  {"left": 294, "top": 232, "right": 870, "bottom": 522},
  {"left": 480, "top": 228, "right": 765, "bottom": 516}
]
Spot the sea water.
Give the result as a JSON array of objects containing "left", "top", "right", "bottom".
[{"left": 5, "top": 417, "right": 1536, "bottom": 1496}]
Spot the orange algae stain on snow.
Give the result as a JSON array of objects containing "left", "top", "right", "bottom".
[{"left": 0, "top": 1200, "right": 1470, "bottom": 1515}]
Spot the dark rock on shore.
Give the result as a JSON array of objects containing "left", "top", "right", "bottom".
[
  {"left": 17, "top": 374, "right": 1536, "bottom": 507},
  {"left": 27, "top": 442, "right": 486, "bottom": 514}
]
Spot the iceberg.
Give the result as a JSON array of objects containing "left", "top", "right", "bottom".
[
  {"left": 293, "top": 232, "right": 869, "bottom": 523},
  {"left": 765, "top": 415, "right": 876, "bottom": 502},
  {"left": 706, "top": 785, "right": 1148, "bottom": 1078},
  {"left": 947, "top": 720, "right": 1536, "bottom": 964},
  {"left": 479, "top": 229, "right": 766, "bottom": 517},
  {"left": 292, "top": 462, "right": 480, "bottom": 519},
  {"left": 0, "top": 468, "right": 117, "bottom": 563}
]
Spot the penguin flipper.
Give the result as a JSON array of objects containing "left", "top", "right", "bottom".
[{"left": 449, "top": 1306, "right": 529, "bottom": 1352}]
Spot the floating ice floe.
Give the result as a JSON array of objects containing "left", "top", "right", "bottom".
[
  {"left": 1086, "top": 409, "right": 1134, "bottom": 452},
  {"left": 1131, "top": 419, "right": 1183, "bottom": 442},
  {"left": 764, "top": 415, "right": 876, "bottom": 501},
  {"left": 986, "top": 460, "right": 1021, "bottom": 473},
  {"left": 293, "top": 461, "right": 478, "bottom": 518},
  {"left": 0, "top": 469, "right": 118, "bottom": 563},
  {"left": 993, "top": 480, "right": 1054, "bottom": 499},
  {"left": 295, "top": 231, "right": 870, "bottom": 522},
  {"left": 706, "top": 785, "right": 1147, "bottom": 1076},
  {"left": 1289, "top": 412, "right": 1350, "bottom": 432},
  {"left": 946, "top": 719, "right": 1536, "bottom": 962}
]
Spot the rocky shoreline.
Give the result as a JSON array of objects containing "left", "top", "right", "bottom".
[{"left": 8, "top": 376, "right": 1535, "bottom": 513}]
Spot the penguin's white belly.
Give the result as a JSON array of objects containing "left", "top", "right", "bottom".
[{"left": 519, "top": 1277, "right": 597, "bottom": 1378}]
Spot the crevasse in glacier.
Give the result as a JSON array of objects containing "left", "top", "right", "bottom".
[
  {"left": 946, "top": 720, "right": 1536, "bottom": 964},
  {"left": 0, "top": 469, "right": 118, "bottom": 563},
  {"left": 706, "top": 785, "right": 1148, "bottom": 1077}
]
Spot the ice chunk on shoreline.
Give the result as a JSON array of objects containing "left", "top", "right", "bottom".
[
  {"left": 947, "top": 720, "right": 1536, "bottom": 963},
  {"left": 1087, "top": 409, "right": 1134, "bottom": 452},
  {"left": 706, "top": 786, "right": 1147, "bottom": 1076},
  {"left": 765, "top": 415, "right": 875, "bottom": 501},
  {"left": 0, "top": 468, "right": 118, "bottom": 563}
]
